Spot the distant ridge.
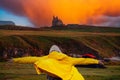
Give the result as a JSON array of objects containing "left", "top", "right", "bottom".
[
  {"left": 0, "top": 24, "right": 120, "bottom": 33},
  {"left": 0, "top": 21, "right": 15, "bottom": 26},
  {"left": 0, "top": 25, "right": 37, "bottom": 30}
]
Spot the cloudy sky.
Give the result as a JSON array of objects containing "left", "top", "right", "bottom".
[{"left": 0, "top": 0, "right": 120, "bottom": 27}]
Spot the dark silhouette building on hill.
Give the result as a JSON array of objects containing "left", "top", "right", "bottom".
[
  {"left": 51, "top": 16, "right": 81, "bottom": 28},
  {"left": 52, "top": 16, "right": 64, "bottom": 27}
]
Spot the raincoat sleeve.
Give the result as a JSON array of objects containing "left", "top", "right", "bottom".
[
  {"left": 72, "top": 58, "right": 99, "bottom": 65},
  {"left": 13, "top": 56, "right": 46, "bottom": 63}
]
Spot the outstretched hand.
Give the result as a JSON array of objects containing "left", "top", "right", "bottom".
[
  {"left": 98, "top": 60, "right": 104, "bottom": 65},
  {"left": 7, "top": 58, "right": 14, "bottom": 63}
]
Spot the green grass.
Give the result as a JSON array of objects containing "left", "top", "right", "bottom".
[
  {"left": 0, "top": 30, "right": 120, "bottom": 37},
  {"left": 78, "top": 66, "right": 120, "bottom": 80},
  {"left": 0, "top": 30, "right": 120, "bottom": 57},
  {"left": 74, "top": 36, "right": 120, "bottom": 57},
  {"left": 0, "top": 62, "right": 120, "bottom": 80},
  {"left": 0, "top": 62, "right": 46, "bottom": 80}
]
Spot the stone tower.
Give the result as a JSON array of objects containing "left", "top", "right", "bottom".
[{"left": 52, "top": 16, "right": 64, "bottom": 27}]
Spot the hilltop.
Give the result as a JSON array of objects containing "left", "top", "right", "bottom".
[
  {"left": 0, "top": 21, "right": 15, "bottom": 26},
  {"left": 0, "top": 24, "right": 120, "bottom": 33}
]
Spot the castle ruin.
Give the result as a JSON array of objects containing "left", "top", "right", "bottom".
[{"left": 52, "top": 16, "right": 64, "bottom": 27}]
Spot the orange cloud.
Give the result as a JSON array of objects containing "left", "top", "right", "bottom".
[
  {"left": 1, "top": 0, "right": 120, "bottom": 27},
  {"left": 22, "top": 0, "right": 53, "bottom": 26},
  {"left": 50, "top": 0, "right": 120, "bottom": 25}
]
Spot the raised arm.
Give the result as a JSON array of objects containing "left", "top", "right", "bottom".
[
  {"left": 13, "top": 56, "right": 47, "bottom": 64},
  {"left": 72, "top": 58, "right": 99, "bottom": 65}
]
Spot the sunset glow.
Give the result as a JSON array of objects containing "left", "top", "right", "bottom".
[{"left": 0, "top": 0, "right": 120, "bottom": 27}]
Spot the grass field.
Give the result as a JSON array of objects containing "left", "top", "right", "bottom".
[
  {"left": 0, "top": 29, "right": 120, "bottom": 80},
  {"left": 0, "top": 30, "right": 120, "bottom": 37},
  {"left": 0, "top": 62, "right": 120, "bottom": 80}
]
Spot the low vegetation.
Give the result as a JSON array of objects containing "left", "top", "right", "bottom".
[
  {"left": 0, "top": 62, "right": 120, "bottom": 80},
  {"left": 0, "top": 30, "right": 120, "bottom": 59}
]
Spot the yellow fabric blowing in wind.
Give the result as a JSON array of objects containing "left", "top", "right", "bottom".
[{"left": 13, "top": 51, "right": 99, "bottom": 80}]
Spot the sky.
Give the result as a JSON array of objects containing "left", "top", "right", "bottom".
[
  {"left": 0, "top": 9, "right": 33, "bottom": 27},
  {"left": 0, "top": 0, "right": 120, "bottom": 27}
]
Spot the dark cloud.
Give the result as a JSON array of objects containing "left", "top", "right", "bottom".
[
  {"left": 0, "top": 0, "right": 52, "bottom": 27},
  {"left": 87, "top": 16, "right": 120, "bottom": 27},
  {"left": 0, "top": 0, "right": 25, "bottom": 16},
  {"left": 103, "top": 11, "right": 120, "bottom": 17}
]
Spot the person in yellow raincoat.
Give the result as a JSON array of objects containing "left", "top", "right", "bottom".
[{"left": 12, "top": 45, "right": 102, "bottom": 80}]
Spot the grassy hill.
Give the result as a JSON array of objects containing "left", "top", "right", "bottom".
[
  {"left": 0, "top": 28, "right": 120, "bottom": 60},
  {"left": 0, "top": 25, "right": 120, "bottom": 33},
  {"left": 0, "top": 25, "right": 120, "bottom": 60}
]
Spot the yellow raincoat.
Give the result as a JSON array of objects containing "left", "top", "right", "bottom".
[{"left": 13, "top": 51, "right": 99, "bottom": 80}]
